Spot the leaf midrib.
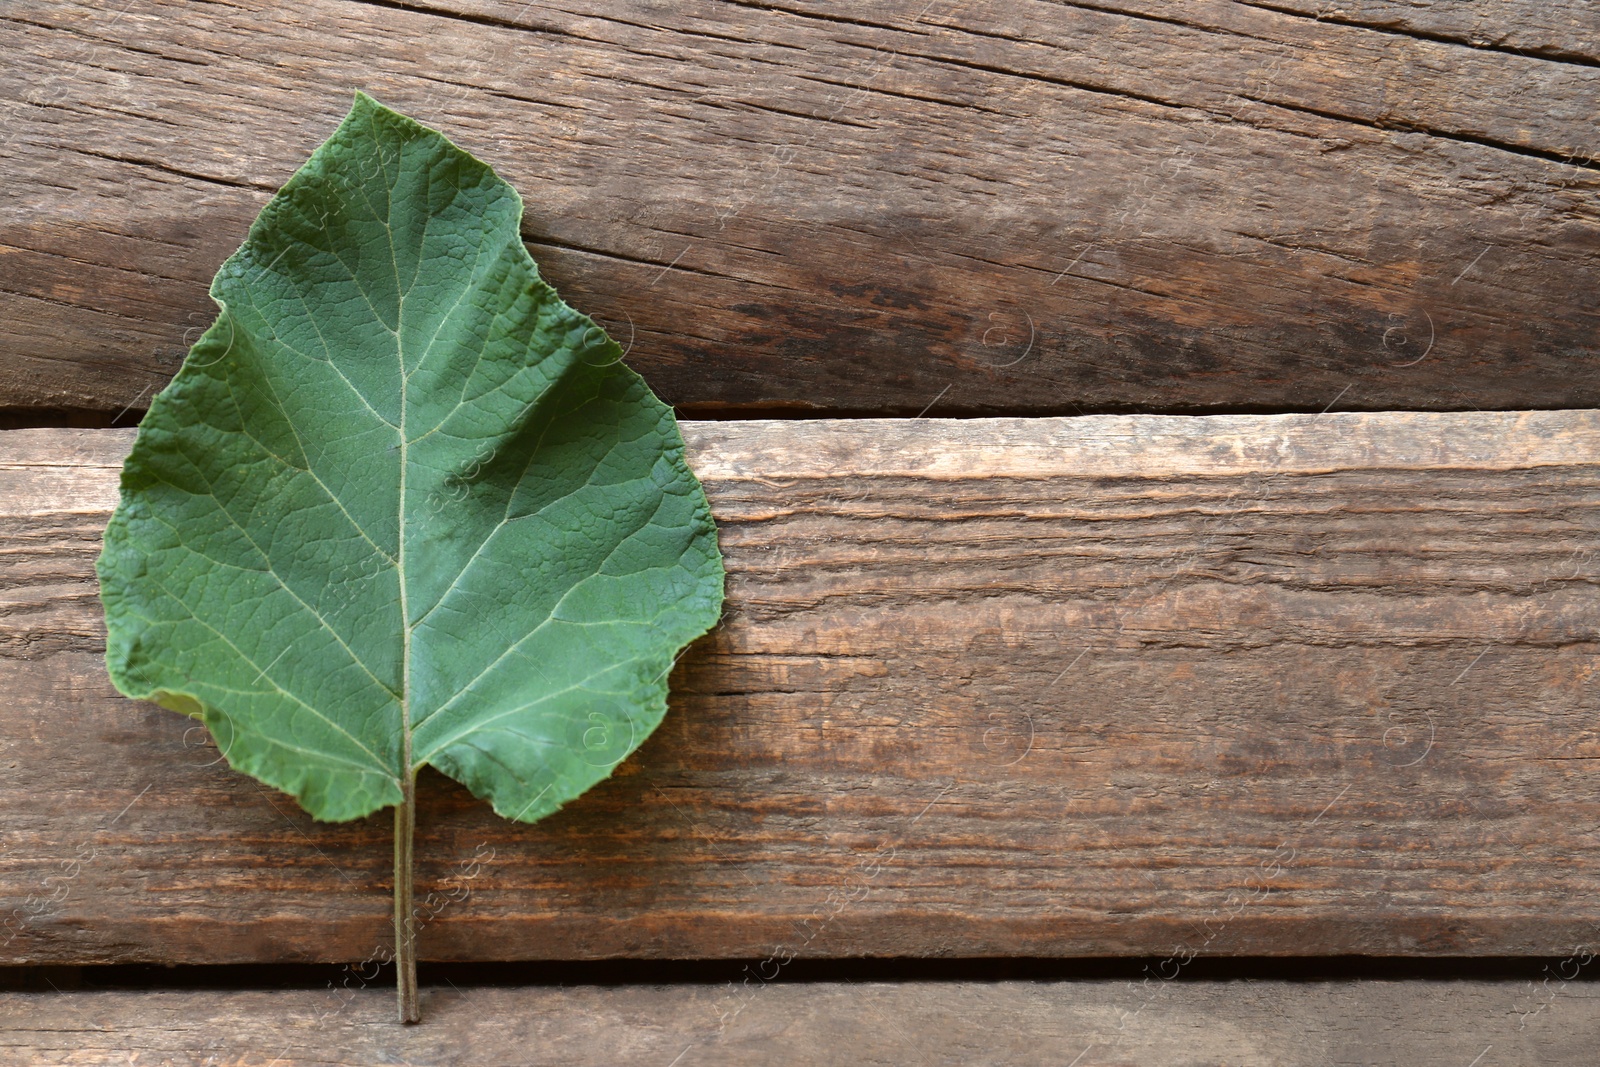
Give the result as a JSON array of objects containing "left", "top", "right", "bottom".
[{"left": 388, "top": 138, "right": 413, "bottom": 787}]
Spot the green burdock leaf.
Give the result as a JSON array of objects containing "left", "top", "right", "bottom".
[{"left": 96, "top": 93, "right": 724, "bottom": 1021}]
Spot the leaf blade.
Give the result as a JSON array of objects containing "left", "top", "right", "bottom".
[{"left": 98, "top": 92, "right": 724, "bottom": 826}]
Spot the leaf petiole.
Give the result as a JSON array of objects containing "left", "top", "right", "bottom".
[{"left": 394, "top": 769, "right": 418, "bottom": 1023}]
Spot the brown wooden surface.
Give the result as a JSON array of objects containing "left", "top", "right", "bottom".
[
  {"left": 2, "top": 412, "right": 1597, "bottom": 965},
  {"left": 4, "top": 980, "right": 1599, "bottom": 1066},
  {"left": 4, "top": 0, "right": 1598, "bottom": 419}
]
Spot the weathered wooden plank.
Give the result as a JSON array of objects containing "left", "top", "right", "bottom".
[
  {"left": 3, "top": 980, "right": 1598, "bottom": 1066},
  {"left": 1224, "top": 0, "right": 1600, "bottom": 63},
  {"left": 1, "top": 412, "right": 1598, "bottom": 964},
  {"left": 3, "top": 1, "right": 1597, "bottom": 418}
]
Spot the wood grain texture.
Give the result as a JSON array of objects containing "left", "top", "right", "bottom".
[
  {"left": 3, "top": 0, "right": 1598, "bottom": 418},
  {"left": 2, "top": 413, "right": 1598, "bottom": 965},
  {"left": 4, "top": 980, "right": 1599, "bottom": 1066}
]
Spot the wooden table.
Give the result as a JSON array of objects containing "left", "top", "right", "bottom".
[{"left": 3, "top": 1, "right": 1598, "bottom": 1062}]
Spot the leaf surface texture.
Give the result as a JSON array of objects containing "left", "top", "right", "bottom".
[{"left": 98, "top": 93, "right": 724, "bottom": 823}]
